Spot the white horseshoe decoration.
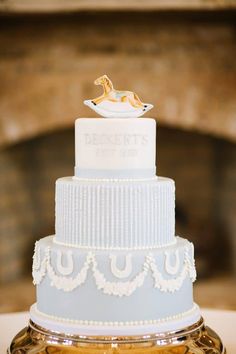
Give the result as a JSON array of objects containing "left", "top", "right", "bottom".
[
  {"left": 110, "top": 254, "right": 132, "bottom": 279},
  {"left": 164, "top": 250, "right": 180, "bottom": 275},
  {"left": 56, "top": 250, "right": 74, "bottom": 276}
]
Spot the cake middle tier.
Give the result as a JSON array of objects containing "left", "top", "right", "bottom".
[{"left": 55, "top": 176, "right": 175, "bottom": 248}]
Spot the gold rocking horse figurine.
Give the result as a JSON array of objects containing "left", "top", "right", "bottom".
[
  {"left": 84, "top": 75, "right": 153, "bottom": 118},
  {"left": 93, "top": 75, "right": 146, "bottom": 108}
]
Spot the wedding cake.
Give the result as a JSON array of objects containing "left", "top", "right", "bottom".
[{"left": 30, "top": 76, "right": 201, "bottom": 336}]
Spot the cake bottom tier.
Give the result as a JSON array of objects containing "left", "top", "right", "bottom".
[{"left": 32, "top": 236, "right": 199, "bottom": 335}]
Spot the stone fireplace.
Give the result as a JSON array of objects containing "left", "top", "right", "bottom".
[{"left": 0, "top": 3, "right": 235, "bottom": 311}]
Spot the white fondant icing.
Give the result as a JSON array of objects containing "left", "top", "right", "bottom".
[
  {"left": 164, "top": 250, "right": 180, "bottom": 275},
  {"left": 75, "top": 118, "right": 156, "bottom": 179},
  {"left": 56, "top": 250, "right": 74, "bottom": 276},
  {"left": 32, "top": 242, "right": 196, "bottom": 296},
  {"left": 110, "top": 254, "right": 132, "bottom": 279}
]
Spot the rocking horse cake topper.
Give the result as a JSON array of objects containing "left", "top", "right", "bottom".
[{"left": 84, "top": 75, "right": 153, "bottom": 118}]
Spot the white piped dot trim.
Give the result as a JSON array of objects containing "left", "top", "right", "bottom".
[
  {"left": 52, "top": 237, "right": 177, "bottom": 251},
  {"left": 32, "top": 303, "right": 199, "bottom": 327},
  {"left": 72, "top": 176, "right": 158, "bottom": 183}
]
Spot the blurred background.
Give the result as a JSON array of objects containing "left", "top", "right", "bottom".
[{"left": 0, "top": 1, "right": 235, "bottom": 314}]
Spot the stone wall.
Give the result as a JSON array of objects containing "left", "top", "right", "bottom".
[{"left": 0, "top": 11, "right": 236, "bottom": 148}]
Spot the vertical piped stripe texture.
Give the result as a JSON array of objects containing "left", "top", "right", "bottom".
[{"left": 55, "top": 177, "right": 175, "bottom": 249}]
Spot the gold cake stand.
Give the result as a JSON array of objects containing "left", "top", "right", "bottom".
[{"left": 8, "top": 317, "right": 226, "bottom": 353}]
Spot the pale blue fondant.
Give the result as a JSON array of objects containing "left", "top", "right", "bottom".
[
  {"left": 36, "top": 236, "right": 195, "bottom": 323},
  {"left": 74, "top": 167, "right": 156, "bottom": 179}
]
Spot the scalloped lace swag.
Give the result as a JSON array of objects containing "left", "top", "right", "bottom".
[{"left": 33, "top": 242, "right": 196, "bottom": 297}]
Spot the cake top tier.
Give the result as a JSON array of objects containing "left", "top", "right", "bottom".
[
  {"left": 75, "top": 118, "right": 156, "bottom": 179},
  {"left": 84, "top": 75, "right": 153, "bottom": 118},
  {"left": 74, "top": 76, "right": 156, "bottom": 179}
]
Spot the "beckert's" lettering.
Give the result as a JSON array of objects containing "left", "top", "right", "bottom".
[{"left": 84, "top": 134, "right": 148, "bottom": 146}]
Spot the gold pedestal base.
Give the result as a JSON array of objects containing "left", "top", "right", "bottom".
[{"left": 8, "top": 317, "right": 226, "bottom": 353}]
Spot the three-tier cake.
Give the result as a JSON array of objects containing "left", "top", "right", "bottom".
[{"left": 30, "top": 76, "right": 201, "bottom": 336}]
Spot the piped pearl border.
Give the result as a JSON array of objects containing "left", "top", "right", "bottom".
[
  {"left": 72, "top": 176, "right": 158, "bottom": 183},
  {"left": 53, "top": 236, "right": 177, "bottom": 251},
  {"left": 30, "top": 303, "right": 201, "bottom": 336}
]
